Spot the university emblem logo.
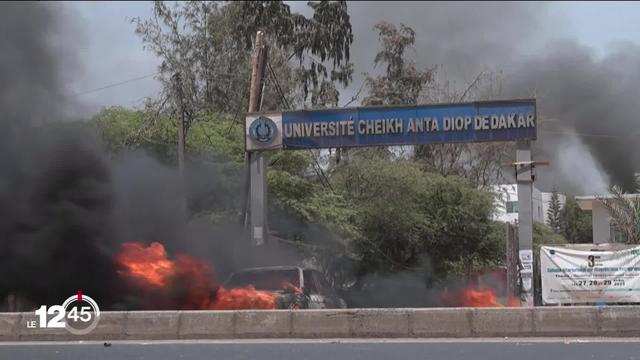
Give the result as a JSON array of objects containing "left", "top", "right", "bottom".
[{"left": 249, "top": 116, "right": 277, "bottom": 145}]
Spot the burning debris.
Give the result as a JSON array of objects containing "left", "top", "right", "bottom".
[
  {"left": 115, "top": 242, "right": 308, "bottom": 310},
  {"left": 441, "top": 288, "right": 520, "bottom": 308},
  {"left": 116, "top": 242, "right": 177, "bottom": 288}
]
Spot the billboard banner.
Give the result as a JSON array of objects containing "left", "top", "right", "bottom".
[
  {"left": 540, "top": 244, "right": 640, "bottom": 304},
  {"left": 245, "top": 99, "right": 536, "bottom": 151}
]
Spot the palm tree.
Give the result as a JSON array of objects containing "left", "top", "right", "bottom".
[{"left": 600, "top": 176, "right": 640, "bottom": 244}]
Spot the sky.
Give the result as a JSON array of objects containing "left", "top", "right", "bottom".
[{"left": 66, "top": 1, "right": 640, "bottom": 115}]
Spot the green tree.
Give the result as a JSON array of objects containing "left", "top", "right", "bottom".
[
  {"left": 362, "top": 22, "right": 434, "bottom": 107},
  {"left": 92, "top": 107, "right": 245, "bottom": 162},
  {"left": 415, "top": 71, "right": 512, "bottom": 188},
  {"left": 560, "top": 196, "right": 593, "bottom": 243},
  {"left": 234, "top": 1, "right": 354, "bottom": 108},
  {"left": 601, "top": 178, "right": 640, "bottom": 243},
  {"left": 360, "top": 21, "right": 510, "bottom": 188},
  {"left": 546, "top": 188, "right": 562, "bottom": 232},
  {"left": 92, "top": 107, "right": 145, "bottom": 153},
  {"left": 332, "top": 158, "right": 503, "bottom": 283},
  {"left": 343, "top": 21, "right": 435, "bottom": 161},
  {"left": 131, "top": 1, "right": 354, "bottom": 172}
]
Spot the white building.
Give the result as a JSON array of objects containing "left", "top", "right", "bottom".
[
  {"left": 491, "top": 184, "right": 566, "bottom": 225},
  {"left": 575, "top": 194, "right": 640, "bottom": 244}
]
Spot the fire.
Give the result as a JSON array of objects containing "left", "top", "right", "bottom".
[
  {"left": 115, "top": 242, "right": 175, "bottom": 287},
  {"left": 114, "top": 242, "right": 279, "bottom": 310},
  {"left": 442, "top": 287, "right": 521, "bottom": 308},
  {"left": 461, "top": 289, "right": 501, "bottom": 307},
  {"left": 211, "top": 287, "right": 277, "bottom": 310}
]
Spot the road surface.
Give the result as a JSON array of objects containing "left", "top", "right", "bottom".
[{"left": 1, "top": 338, "right": 640, "bottom": 360}]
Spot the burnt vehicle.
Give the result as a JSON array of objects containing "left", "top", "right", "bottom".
[{"left": 223, "top": 266, "right": 347, "bottom": 309}]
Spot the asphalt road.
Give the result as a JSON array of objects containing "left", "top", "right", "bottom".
[{"left": 2, "top": 339, "right": 640, "bottom": 360}]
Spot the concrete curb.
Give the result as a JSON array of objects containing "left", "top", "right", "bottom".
[{"left": 2, "top": 306, "right": 639, "bottom": 341}]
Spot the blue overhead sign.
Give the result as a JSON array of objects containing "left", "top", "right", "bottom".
[{"left": 245, "top": 99, "right": 536, "bottom": 151}]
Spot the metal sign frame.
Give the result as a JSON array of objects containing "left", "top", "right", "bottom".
[
  {"left": 247, "top": 99, "right": 536, "bottom": 151},
  {"left": 244, "top": 98, "right": 538, "bottom": 307}
]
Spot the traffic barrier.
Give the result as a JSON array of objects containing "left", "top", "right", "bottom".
[
  {"left": 598, "top": 306, "right": 640, "bottom": 336},
  {"left": 292, "top": 310, "right": 350, "bottom": 338},
  {"left": 410, "top": 308, "right": 472, "bottom": 337},
  {"left": 3, "top": 306, "right": 640, "bottom": 341},
  {"left": 533, "top": 306, "right": 598, "bottom": 337}
]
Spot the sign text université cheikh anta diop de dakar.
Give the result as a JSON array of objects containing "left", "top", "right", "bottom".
[{"left": 245, "top": 99, "right": 536, "bottom": 151}]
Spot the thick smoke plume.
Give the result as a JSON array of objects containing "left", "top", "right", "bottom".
[
  {"left": 548, "top": 133, "right": 610, "bottom": 195},
  {"left": 0, "top": 2, "right": 117, "bottom": 306},
  {"left": 504, "top": 41, "right": 640, "bottom": 191},
  {"left": 349, "top": 2, "right": 638, "bottom": 192},
  {"left": 0, "top": 2, "right": 305, "bottom": 310}
]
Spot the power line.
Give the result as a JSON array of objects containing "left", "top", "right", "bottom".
[
  {"left": 71, "top": 70, "right": 246, "bottom": 97},
  {"left": 267, "top": 62, "right": 292, "bottom": 110},
  {"left": 267, "top": 61, "right": 334, "bottom": 191},
  {"left": 71, "top": 72, "right": 161, "bottom": 97}
]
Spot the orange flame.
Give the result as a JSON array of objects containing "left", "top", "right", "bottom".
[
  {"left": 115, "top": 242, "right": 280, "bottom": 310},
  {"left": 115, "top": 242, "right": 175, "bottom": 287},
  {"left": 442, "top": 288, "right": 521, "bottom": 308},
  {"left": 211, "top": 287, "right": 277, "bottom": 310},
  {"left": 461, "top": 289, "right": 501, "bottom": 307}
]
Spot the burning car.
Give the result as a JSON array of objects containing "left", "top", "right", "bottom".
[{"left": 223, "top": 266, "right": 347, "bottom": 309}]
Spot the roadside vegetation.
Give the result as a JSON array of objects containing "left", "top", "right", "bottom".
[{"left": 87, "top": 1, "right": 593, "bottom": 300}]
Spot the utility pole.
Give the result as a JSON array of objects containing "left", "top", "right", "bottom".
[{"left": 242, "top": 31, "right": 269, "bottom": 246}]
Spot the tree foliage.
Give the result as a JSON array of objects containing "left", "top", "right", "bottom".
[
  {"left": 414, "top": 72, "right": 512, "bottom": 188},
  {"left": 92, "top": 107, "right": 244, "bottom": 164},
  {"left": 547, "top": 188, "right": 562, "bottom": 232},
  {"left": 360, "top": 21, "right": 510, "bottom": 188},
  {"left": 363, "top": 22, "right": 434, "bottom": 106},
  {"left": 601, "top": 178, "right": 640, "bottom": 243},
  {"left": 234, "top": 1, "right": 353, "bottom": 107},
  {"left": 560, "top": 196, "right": 593, "bottom": 243},
  {"left": 332, "top": 158, "right": 503, "bottom": 283},
  {"left": 130, "top": 1, "right": 354, "bottom": 171}
]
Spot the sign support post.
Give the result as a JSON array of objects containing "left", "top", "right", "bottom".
[
  {"left": 244, "top": 31, "right": 268, "bottom": 246},
  {"left": 249, "top": 154, "right": 267, "bottom": 246},
  {"left": 516, "top": 140, "right": 535, "bottom": 306},
  {"left": 245, "top": 99, "right": 539, "bottom": 287}
]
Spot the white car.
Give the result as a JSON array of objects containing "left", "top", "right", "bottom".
[{"left": 223, "top": 266, "right": 347, "bottom": 309}]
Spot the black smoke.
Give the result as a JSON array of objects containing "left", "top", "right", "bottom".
[
  {"left": 504, "top": 41, "right": 640, "bottom": 192},
  {"left": 348, "top": 2, "right": 639, "bottom": 193},
  {"left": 0, "top": 2, "right": 305, "bottom": 310},
  {"left": 0, "top": 3, "right": 114, "bottom": 306}
]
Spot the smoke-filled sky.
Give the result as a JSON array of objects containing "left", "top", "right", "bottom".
[
  {"left": 68, "top": 2, "right": 640, "bottom": 109},
  {"left": 66, "top": 2, "right": 640, "bottom": 192}
]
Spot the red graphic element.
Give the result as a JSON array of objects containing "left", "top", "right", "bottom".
[
  {"left": 115, "top": 242, "right": 280, "bottom": 310},
  {"left": 77, "top": 289, "right": 82, "bottom": 303}
]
